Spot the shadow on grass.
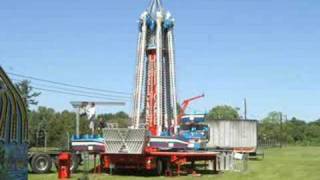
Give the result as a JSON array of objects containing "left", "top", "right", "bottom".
[
  {"left": 248, "top": 157, "right": 264, "bottom": 161},
  {"left": 97, "top": 169, "right": 159, "bottom": 177},
  {"left": 28, "top": 164, "right": 220, "bottom": 178}
]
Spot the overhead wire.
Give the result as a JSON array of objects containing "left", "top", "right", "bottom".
[
  {"left": 11, "top": 78, "right": 131, "bottom": 102},
  {"left": 12, "top": 78, "right": 131, "bottom": 100},
  {"left": 32, "top": 87, "right": 128, "bottom": 101},
  {"left": 8, "top": 72, "right": 131, "bottom": 96}
]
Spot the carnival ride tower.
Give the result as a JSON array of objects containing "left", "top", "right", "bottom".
[{"left": 132, "top": 0, "right": 178, "bottom": 136}]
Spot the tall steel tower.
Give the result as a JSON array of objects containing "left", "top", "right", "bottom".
[{"left": 132, "top": 0, "right": 178, "bottom": 136}]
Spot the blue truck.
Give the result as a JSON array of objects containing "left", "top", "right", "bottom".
[{"left": 178, "top": 114, "right": 210, "bottom": 150}]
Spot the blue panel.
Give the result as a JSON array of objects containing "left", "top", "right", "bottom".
[
  {"left": 72, "top": 134, "right": 104, "bottom": 143},
  {"left": 0, "top": 143, "right": 28, "bottom": 180},
  {"left": 146, "top": 16, "right": 156, "bottom": 32},
  {"left": 181, "top": 117, "right": 205, "bottom": 124},
  {"left": 164, "top": 19, "right": 174, "bottom": 30}
]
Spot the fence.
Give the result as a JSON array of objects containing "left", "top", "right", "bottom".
[{"left": 258, "top": 139, "right": 287, "bottom": 148}]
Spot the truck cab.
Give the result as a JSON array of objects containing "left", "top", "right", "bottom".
[{"left": 178, "top": 114, "right": 209, "bottom": 149}]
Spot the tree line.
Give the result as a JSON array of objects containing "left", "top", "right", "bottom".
[
  {"left": 27, "top": 105, "right": 320, "bottom": 148},
  {"left": 16, "top": 80, "right": 320, "bottom": 148},
  {"left": 206, "top": 106, "right": 320, "bottom": 146},
  {"left": 28, "top": 106, "right": 129, "bottom": 148}
]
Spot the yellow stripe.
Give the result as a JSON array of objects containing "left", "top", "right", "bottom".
[
  {"left": 5, "top": 94, "right": 13, "bottom": 141},
  {"left": 0, "top": 94, "right": 5, "bottom": 135},
  {"left": 0, "top": 67, "right": 28, "bottom": 143},
  {"left": 0, "top": 94, "right": 8, "bottom": 139},
  {"left": 14, "top": 89, "right": 27, "bottom": 141},
  {"left": 13, "top": 84, "right": 28, "bottom": 141},
  {"left": 15, "top": 96, "right": 26, "bottom": 141},
  {"left": 8, "top": 89, "right": 17, "bottom": 141}
]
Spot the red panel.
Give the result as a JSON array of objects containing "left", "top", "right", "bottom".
[
  {"left": 101, "top": 154, "right": 156, "bottom": 170},
  {"left": 233, "top": 147, "right": 256, "bottom": 153},
  {"left": 146, "top": 49, "right": 158, "bottom": 136},
  {"left": 148, "top": 151, "right": 219, "bottom": 157}
]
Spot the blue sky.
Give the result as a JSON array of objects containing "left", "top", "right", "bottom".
[{"left": 0, "top": 0, "right": 319, "bottom": 121}]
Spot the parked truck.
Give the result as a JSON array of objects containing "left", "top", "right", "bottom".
[{"left": 178, "top": 114, "right": 209, "bottom": 149}]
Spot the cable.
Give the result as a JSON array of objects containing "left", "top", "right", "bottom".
[
  {"left": 12, "top": 78, "right": 131, "bottom": 100},
  {"left": 32, "top": 87, "right": 129, "bottom": 101},
  {"left": 12, "top": 79, "right": 130, "bottom": 101},
  {"left": 8, "top": 72, "right": 131, "bottom": 95}
]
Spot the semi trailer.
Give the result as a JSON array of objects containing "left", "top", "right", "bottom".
[{"left": 206, "top": 119, "right": 259, "bottom": 154}]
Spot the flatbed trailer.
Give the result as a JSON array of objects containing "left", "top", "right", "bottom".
[{"left": 100, "top": 148, "right": 219, "bottom": 176}]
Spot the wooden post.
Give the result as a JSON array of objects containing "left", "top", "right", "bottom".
[
  {"left": 280, "top": 113, "right": 283, "bottom": 148},
  {"left": 244, "top": 98, "right": 247, "bottom": 120}
]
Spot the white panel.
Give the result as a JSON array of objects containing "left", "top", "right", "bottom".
[{"left": 207, "top": 120, "right": 257, "bottom": 148}]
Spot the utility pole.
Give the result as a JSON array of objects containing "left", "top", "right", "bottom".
[
  {"left": 244, "top": 98, "right": 247, "bottom": 120},
  {"left": 280, "top": 112, "right": 283, "bottom": 148},
  {"left": 284, "top": 114, "right": 288, "bottom": 146},
  {"left": 76, "top": 107, "right": 80, "bottom": 137}
]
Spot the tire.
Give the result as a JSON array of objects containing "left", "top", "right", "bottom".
[
  {"left": 70, "top": 154, "right": 80, "bottom": 172},
  {"left": 156, "top": 159, "right": 163, "bottom": 176},
  {"left": 31, "top": 154, "right": 52, "bottom": 173}
]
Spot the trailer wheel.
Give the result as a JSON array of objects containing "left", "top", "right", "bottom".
[
  {"left": 31, "top": 154, "right": 52, "bottom": 173},
  {"left": 70, "top": 154, "right": 80, "bottom": 172},
  {"left": 156, "top": 159, "right": 163, "bottom": 176}
]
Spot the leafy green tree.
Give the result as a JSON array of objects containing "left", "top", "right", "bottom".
[
  {"left": 258, "top": 111, "right": 282, "bottom": 143},
  {"left": 29, "top": 107, "right": 56, "bottom": 147},
  {"left": 309, "top": 119, "right": 320, "bottom": 126},
  {"left": 207, "top": 105, "right": 240, "bottom": 120},
  {"left": 114, "top": 111, "right": 129, "bottom": 119},
  {"left": 99, "top": 111, "right": 129, "bottom": 128},
  {"left": 304, "top": 123, "right": 320, "bottom": 145},
  {"left": 262, "top": 111, "right": 282, "bottom": 124},
  {"left": 30, "top": 107, "right": 85, "bottom": 148},
  {"left": 286, "top": 117, "right": 307, "bottom": 144},
  {"left": 15, "top": 80, "right": 41, "bottom": 110}
]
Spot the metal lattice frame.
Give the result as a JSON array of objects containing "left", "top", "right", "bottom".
[
  {"left": 103, "top": 128, "right": 147, "bottom": 154},
  {"left": 132, "top": 0, "right": 178, "bottom": 136}
]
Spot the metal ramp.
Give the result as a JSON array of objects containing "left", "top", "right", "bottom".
[{"left": 103, "top": 128, "right": 147, "bottom": 154}]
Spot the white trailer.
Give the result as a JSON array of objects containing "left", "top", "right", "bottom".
[{"left": 206, "top": 120, "right": 258, "bottom": 153}]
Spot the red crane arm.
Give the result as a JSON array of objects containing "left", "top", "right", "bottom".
[{"left": 177, "top": 94, "right": 205, "bottom": 124}]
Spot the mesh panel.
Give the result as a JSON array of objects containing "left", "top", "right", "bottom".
[{"left": 103, "top": 128, "right": 147, "bottom": 154}]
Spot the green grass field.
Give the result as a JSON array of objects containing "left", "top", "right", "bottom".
[{"left": 29, "top": 146, "right": 320, "bottom": 180}]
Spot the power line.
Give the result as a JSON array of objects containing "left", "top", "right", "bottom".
[
  {"left": 8, "top": 72, "right": 131, "bottom": 96},
  {"left": 32, "top": 87, "right": 129, "bottom": 101},
  {"left": 12, "top": 78, "right": 131, "bottom": 100},
  {"left": 12, "top": 79, "right": 130, "bottom": 101}
]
